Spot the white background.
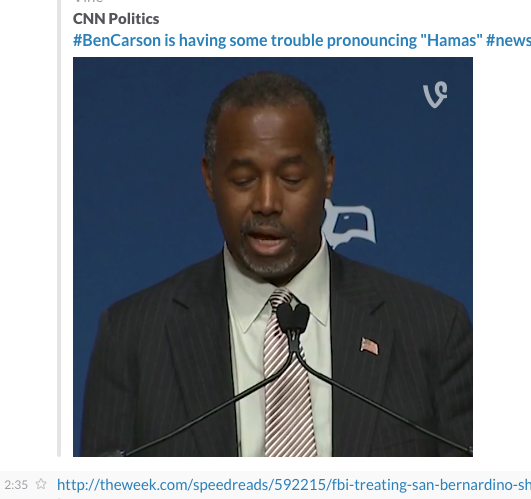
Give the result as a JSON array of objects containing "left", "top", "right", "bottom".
[{"left": 1, "top": 0, "right": 530, "bottom": 484}]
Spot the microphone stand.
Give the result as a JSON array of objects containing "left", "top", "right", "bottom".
[
  {"left": 282, "top": 307, "right": 473, "bottom": 457},
  {"left": 102, "top": 304, "right": 471, "bottom": 457},
  {"left": 102, "top": 348, "right": 296, "bottom": 457}
]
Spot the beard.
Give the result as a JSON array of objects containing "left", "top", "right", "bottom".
[
  {"left": 240, "top": 239, "right": 298, "bottom": 277},
  {"left": 239, "top": 216, "right": 298, "bottom": 279}
]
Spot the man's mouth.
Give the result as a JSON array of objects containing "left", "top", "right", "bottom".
[{"left": 246, "top": 230, "right": 289, "bottom": 257}]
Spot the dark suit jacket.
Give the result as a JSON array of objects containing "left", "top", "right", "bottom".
[{"left": 81, "top": 247, "right": 472, "bottom": 457}]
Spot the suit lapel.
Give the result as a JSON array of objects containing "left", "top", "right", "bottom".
[
  {"left": 165, "top": 252, "right": 238, "bottom": 457},
  {"left": 329, "top": 249, "right": 395, "bottom": 456}
]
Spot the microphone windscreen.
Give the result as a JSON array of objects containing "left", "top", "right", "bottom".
[
  {"left": 276, "top": 303, "right": 294, "bottom": 333},
  {"left": 293, "top": 304, "right": 310, "bottom": 333}
]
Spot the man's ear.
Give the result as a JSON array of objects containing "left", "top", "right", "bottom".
[
  {"left": 201, "top": 156, "right": 214, "bottom": 201},
  {"left": 325, "top": 153, "right": 335, "bottom": 199}
]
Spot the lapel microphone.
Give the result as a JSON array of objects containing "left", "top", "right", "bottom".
[{"left": 276, "top": 302, "right": 472, "bottom": 457}]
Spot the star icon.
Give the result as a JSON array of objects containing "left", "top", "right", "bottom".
[{"left": 36, "top": 479, "right": 46, "bottom": 489}]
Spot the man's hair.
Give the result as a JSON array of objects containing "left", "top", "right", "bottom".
[{"left": 204, "top": 71, "right": 332, "bottom": 167}]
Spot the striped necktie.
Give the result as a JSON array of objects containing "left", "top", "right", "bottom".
[{"left": 263, "top": 288, "right": 317, "bottom": 457}]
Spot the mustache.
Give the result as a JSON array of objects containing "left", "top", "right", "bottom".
[{"left": 240, "top": 217, "right": 294, "bottom": 239}]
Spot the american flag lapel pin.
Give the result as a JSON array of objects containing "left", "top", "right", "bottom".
[{"left": 360, "top": 337, "right": 379, "bottom": 356}]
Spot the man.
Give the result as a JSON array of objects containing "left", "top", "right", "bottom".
[{"left": 81, "top": 71, "right": 472, "bottom": 457}]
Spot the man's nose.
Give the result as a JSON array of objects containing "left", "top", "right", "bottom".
[{"left": 251, "top": 175, "right": 282, "bottom": 216}]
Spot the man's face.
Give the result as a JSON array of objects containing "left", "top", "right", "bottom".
[{"left": 202, "top": 104, "right": 334, "bottom": 285}]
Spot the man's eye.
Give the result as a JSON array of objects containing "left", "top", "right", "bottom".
[
  {"left": 282, "top": 178, "right": 302, "bottom": 185},
  {"left": 232, "top": 178, "right": 253, "bottom": 187}
]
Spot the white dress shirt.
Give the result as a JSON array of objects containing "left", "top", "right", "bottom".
[{"left": 224, "top": 234, "right": 332, "bottom": 457}]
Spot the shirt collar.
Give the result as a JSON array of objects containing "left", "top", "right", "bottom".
[{"left": 224, "top": 234, "right": 329, "bottom": 334}]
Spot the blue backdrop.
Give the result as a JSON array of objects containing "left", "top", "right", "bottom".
[{"left": 73, "top": 57, "right": 472, "bottom": 456}]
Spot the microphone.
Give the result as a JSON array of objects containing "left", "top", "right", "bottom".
[
  {"left": 277, "top": 302, "right": 311, "bottom": 355},
  {"left": 293, "top": 303, "right": 310, "bottom": 333},
  {"left": 278, "top": 302, "right": 473, "bottom": 457},
  {"left": 276, "top": 301, "right": 294, "bottom": 334}
]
